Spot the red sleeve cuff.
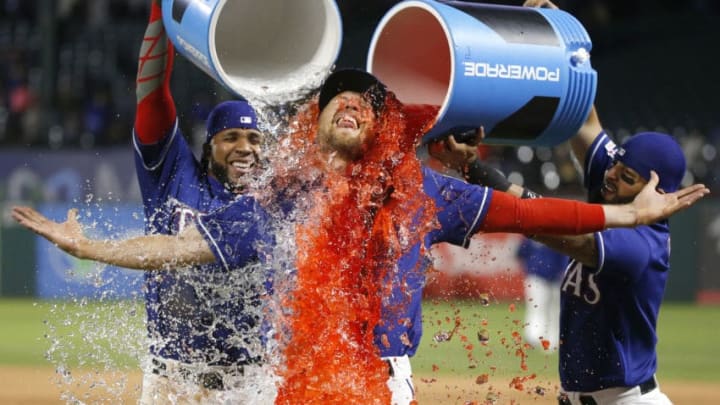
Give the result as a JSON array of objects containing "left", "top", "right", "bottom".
[{"left": 479, "top": 191, "right": 605, "bottom": 235}]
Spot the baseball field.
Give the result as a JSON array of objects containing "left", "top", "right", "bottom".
[{"left": 1, "top": 298, "right": 718, "bottom": 404}]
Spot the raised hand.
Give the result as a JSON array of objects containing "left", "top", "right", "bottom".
[
  {"left": 428, "top": 127, "right": 484, "bottom": 172},
  {"left": 428, "top": 136, "right": 477, "bottom": 172},
  {"left": 12, "top": 206, "right": 88, "bottom": 258},
  {"left": 631, "top": 171, "right": 710, "bottom": 225}
]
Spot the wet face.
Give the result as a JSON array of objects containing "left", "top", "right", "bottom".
[
  {"left": 317, "top": 91, "right": 377, "bottom": 161},
  {"left": 600, "top": 160, "right": 648, "bottom": 203},
  {"left": 207, "top": 128, "right": 264, "bottom": 192}
]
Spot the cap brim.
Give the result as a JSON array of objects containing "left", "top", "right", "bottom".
[{"left": 319, "top": 69, "right": 387, "bottom": 113}]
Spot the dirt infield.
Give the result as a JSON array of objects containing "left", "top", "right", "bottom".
[{"left": 1, "top": 365, "right": 717, "bottom": 404}]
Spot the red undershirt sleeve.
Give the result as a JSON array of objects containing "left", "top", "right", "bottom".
[
  {"left": 134, "top": 1, "right": 176, "bottom": 144},
  {"left": 479, "top": 190, "right": 606, "bottom": 235}
]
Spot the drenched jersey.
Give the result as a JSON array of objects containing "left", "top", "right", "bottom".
[
  {"left": 518, "top": 238, "right": 567, "bottom": 282},
  {"left": 559, "top": 132, "right": 670, "bottom": 391},
  {"left": 207, "top": 166, "right": 493, "bottom": 359},
  {"left": 375, "top": 167, "right": 494, "bottom": 357},
  {"left": 133, "top": 122, "right": 270, "bottom": 366}
]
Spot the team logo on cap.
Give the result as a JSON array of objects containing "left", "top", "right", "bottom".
[{"left": 240, "top": 116, "right": 253, "bottom": 124}]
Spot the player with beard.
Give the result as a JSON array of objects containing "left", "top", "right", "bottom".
[
  {"left": 434, "top": 108, "right": 683, "bottom": 405},
  {"left": 130, "top": 1, "right": 273, "bottom": 402}
]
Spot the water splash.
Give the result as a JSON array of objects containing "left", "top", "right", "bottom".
[
  {"left": 269, "top": 95, "right": 438, "bottom": 403},
  {"left": 40, "top": 193, "right": 273, "bottom": 404}
]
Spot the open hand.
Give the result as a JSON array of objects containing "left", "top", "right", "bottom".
[
  {"left": 12, "top": 206, "right": 88, "bottom": 257},
  {"left": 428, "top": 128, "right": 484, "bottom": 172},
  {"left": 631, "top": 171, "right": 710, "bottom": 225}
]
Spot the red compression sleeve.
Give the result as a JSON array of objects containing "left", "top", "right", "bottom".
[
  {"left": 479, "top": 191, "right": 606, "bottom": 235},
  {"left": 134, "top": 1, "right": 176, "bottom": 144}
]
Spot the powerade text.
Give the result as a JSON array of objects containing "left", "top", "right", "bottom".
[{"left": 463, "top": 62, "right": 560, "bottom": 82}]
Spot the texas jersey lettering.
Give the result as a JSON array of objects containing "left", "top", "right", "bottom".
[{"left": 561, "top": 261, "right": 600, "bottom": 305}]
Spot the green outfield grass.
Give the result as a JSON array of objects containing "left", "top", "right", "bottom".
[
  {"left": 0, "top": 298, "right": 718, "bottom": 382},
  {"left": 0, "top": 298, "right": 144, "bottom": 367},
  {"left": 413, "top": 300, "right": 720, "bottom": 382},
  {"left": 413, "top": 299, "right": 559, "bottom": 381}
]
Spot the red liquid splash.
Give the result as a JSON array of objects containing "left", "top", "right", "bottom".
[{"left": 274, "top": 98, "right": 440, "bottom": 403}]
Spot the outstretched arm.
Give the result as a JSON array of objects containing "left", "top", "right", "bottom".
[
  {"left": 478, "top": 177, "right": 706, "bottom": 232},
  {"left": 430, "top": 133, "right": 600, "bottom": 263},
  {"left": 431, "top": 138, "right": 709, "bottom": 262},
  {"left": 12, "top": 206, "right": 215, "bottom": 270},
  {"left": 431, "top": 132, "right": 709, "bottom": 230}
]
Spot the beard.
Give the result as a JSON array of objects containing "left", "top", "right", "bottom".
[
  {"left": 327, "top": 137, "right": 366, "bottom": 160},
  {"left": 319, "top": 126, "right": 374, "bottom": 162},
  {"left": 209, "top": 161, "right": 248, "bottom": 194}
]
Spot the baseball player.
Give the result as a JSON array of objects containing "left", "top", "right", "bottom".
[
  {"left": 551, "top": 119, "right": 680, "bottom": 405},
  {"left": 512, "top": 116, "right": 682, "bottom": 405},
  {"left": 432, "top": 124, "right": 683, "bottom": 405},
  {"left": 523, "top": 2, "right": 680, "bottom": 403},
  {"left": 132, "top": 1, "right": 275, "bottom": 402},
  {"left": 432, "top": 115, "right": 683, "bottom": 405}
]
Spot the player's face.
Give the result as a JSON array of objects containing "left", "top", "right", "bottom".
[
  {"left": 601, "top": 161, "right": 648, "bottom": 203},
  {"left": 317, "top": 91, "right": 377, "bottom": 161},
  {"left": 208, "top": 128, "right": 264, "bottom": 192}
]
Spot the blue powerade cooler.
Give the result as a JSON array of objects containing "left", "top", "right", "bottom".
[{"left": 367, "top": 0, "right": 597, "bottom": 146}]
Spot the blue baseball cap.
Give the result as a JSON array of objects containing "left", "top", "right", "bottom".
[
  {"left": 615, "top": 132, "right": 686, "bottom": 192},
  {"left": 205, "top": 100, "right": 259, "bottom": 143}
]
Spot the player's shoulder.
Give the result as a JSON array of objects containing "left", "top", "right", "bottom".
[
  {"left": 586, "top": 131, "right": 619, "bottom": 164},
  {"left": 422, "top": 165, "right": 470, "bottom": 189},
  {"left": 421, "top": 166, "right": 492, "bottom": 214}
]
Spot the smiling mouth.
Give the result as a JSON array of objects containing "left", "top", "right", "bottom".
[
  {"left": 230, "top": 161, "right": 255, "bottom": 173},
  {"left": 601, "top": 181, "right": 616, "bottom": 195}
]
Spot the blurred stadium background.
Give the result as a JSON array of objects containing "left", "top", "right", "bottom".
[{"left": 0, "top": 0, "right": 719, "bottom": 403}]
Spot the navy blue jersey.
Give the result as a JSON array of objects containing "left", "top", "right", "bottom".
[
  {"left": 559, "top": 133, "right": 670, "bottom": 391},
  {"left": 133, "top": 123, "right": 268, "bottom": 365},
  {"left": 374, "top": 167, "right": 494, "bottom": 357},
  {"left": 518, "top": 238, "right": 567, "bottom": 282}
]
